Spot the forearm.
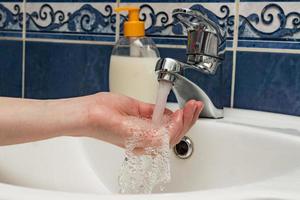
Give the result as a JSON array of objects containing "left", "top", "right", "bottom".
[{"left": 0, "top": 97, "right": 88, "bottom": 146}]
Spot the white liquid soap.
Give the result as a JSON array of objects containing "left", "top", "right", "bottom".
[{"left": 110, "top": 56, "right": 160, "bottom": 104}]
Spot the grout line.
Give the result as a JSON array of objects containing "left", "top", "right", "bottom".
[
  {"left": 115, "top": 0, "right": 120, "bottom": 42},
  {"left": 26, "top": 31, "right": 116, "bottom": 38},
  {"left": 24, "top": 37, "right": 115, "bottom": 45},
  {"left": 0, "top": 35, "right": 234, "bottom": 50},
  {"left": 21, "top": 0, "right": 27, "bottom": 99},
  {"left": 24, "top": 38, "right": 232, "bottom": 50},
  {"left": 0, "top": 37, "right": 23, "bottom": 41},
  {"left": 157, "top": 44, "right": 186, "bottom": 49},
  {"left": 236, "top": 47, "right": 300, "bottom": 54},
  {"left": 230, "top": 0, "right": 240, "bottom": 108},
  {"left": 158, "top": 44, "right": 235, "bottom": 51},
  {"left": 2, "top": 36, "right": 299, "bottom": 54}
]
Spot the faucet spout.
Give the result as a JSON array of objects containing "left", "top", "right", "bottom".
[
  {"left": 155, "top": 6, "right": 226, "bottom": 119},
  {"left": 155, "top": 58, "right": 223, "bottom": 119}
]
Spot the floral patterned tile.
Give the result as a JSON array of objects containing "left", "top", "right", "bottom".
[
  {"left": 23, "top": 1, "right": 235, "bottom": 45},
  {"left": 120, "top": 2, "right": 235, "bottom": 38},
  {"left": 0, "top": 2, "right": 24, "bottom": 38},
  {"left": 25, "top": 2, "right": 117, "bottom": 41},
  {"left": 237, "top": 1, "right": 300, "bottom": 49}
]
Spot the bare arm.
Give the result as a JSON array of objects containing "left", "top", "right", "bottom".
[
  {"left": 0, "top": 97, "right": 87, "bottom": 145},
  {"left": 0, "top": 93, "right": 203, "bottom": 147}
]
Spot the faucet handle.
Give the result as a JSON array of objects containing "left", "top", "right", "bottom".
[
  {"left": 172, "top": 7, "right": 226, "bottom": 74},
  {"left": 173, "top": 8, "right": 222, "bottom": 38}
]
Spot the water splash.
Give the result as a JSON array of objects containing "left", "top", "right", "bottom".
[
  {"left": 118, "top": 118, "right": 171, "bottom": 194},
  {"left": 118, "top": 81, "right": 173, "bottom": 194}
]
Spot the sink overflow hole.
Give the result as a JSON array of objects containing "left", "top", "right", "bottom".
[{"left": 173, "top": 136, "right": 193, "bottom": 159}]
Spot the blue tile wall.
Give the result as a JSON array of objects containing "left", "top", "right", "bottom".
[
  {"left": 234, "top": 1, "right": 300, "bottom": 116},
  {"left": 25, "top": 42, "right": 111, "bottom": 99},
  {"left": 0, "top": 0, "right": 300, "bottom": 117},
  {"left": 0, "top": 40, "right": 22, "bottom": 97},
  {"left": 235, "top": 51, "right": 300, "bottom": 116}
]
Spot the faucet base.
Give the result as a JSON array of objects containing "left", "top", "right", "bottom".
[{"left": 173, "top": 75, "right": 224, "bottom": 119}]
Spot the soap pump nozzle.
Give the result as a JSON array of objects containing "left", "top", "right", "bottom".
[{"left": 115, "top": 6, "right": 145, "bottom": 37}]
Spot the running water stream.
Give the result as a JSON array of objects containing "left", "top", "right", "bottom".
[
  {"left": 152, "top": 81, "right": 173, "bottom": 126},
  {"left": 118, "top": 80, "right": 173, "bottom": 194}
]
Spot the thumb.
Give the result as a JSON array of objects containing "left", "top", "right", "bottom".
[{"left": 169, "top": 109, "right": 184, "bottom": 146}]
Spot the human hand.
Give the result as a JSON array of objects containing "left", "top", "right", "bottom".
[
  {"left": 0, "top": 92, "right": 203, "bottom": 147},
  {"left": 76, "top": 92, "right": 203, "bottom": 148}
]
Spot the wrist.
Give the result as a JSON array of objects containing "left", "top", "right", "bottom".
[{"left": 45, "top": 96, "right": 90, "bottom": 137}]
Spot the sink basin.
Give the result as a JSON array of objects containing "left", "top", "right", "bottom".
[{"left": 1, "top": 104, "right": 300, "bottom": 199}]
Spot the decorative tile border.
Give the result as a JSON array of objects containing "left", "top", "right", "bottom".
[
  {"left": 1, "top": 2, "right": 235, "bottom": 45},
  {"left": 238, "top": 2, "right": 300, "bottom": 48},
  {"left": 24, "top": 2, "right": 235, "bottom": 40},
  {"left": 25, "top": 3, "right": 116, "bottom": 41},
  {"left": 1, "top": 1, "right": 299, "bottom": 49},
  {"left": 26, "top": 3, "right": 115, "bottom": 34},
  {"left": 120, "top": 2, "right": 235, "bottom": 47},
  {"left": 0, "top": 3, "right": 23, "bottom": 37},
  {"left": 120, "top": 2, "right": 235, "bottom": 38}
]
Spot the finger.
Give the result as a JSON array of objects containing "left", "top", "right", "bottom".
[
  {"left": 174, "top": 102, "right": 203, "bottom": 144},
  {"left": 163, "top": 108, "right": 174, "bottom": 116},
  {"left": 173, "top": 103, "right": 196, "bottom": 144},
  {"left": 182, "top": 100, "right": 197, "bottom": 134},
  {"left": 137, "top": 102, "right": 155, "bottom": 118},
  {"left": 137, "top": 101, "right": 173, "bottom": 118},
  {"left": 173, "top": 131, "right": 184, "bottom": 145},
  {"left": 169, "top": 110, "right": 183, "bottom": 146},
  {"left": 173, "top": 100, "right": 198, "bottom": 145},
  {"left": 191, "top": 101, "right": 204, "bottom": 125},
  {"left": 168, "top": 110, "right": 182, "bottom": 145},
  {"left": 132, "top": 147, "right": 146, "bottom": 155}
]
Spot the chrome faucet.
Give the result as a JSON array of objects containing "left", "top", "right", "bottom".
[{"left": 155, "top": 7, "right": 226, "bottom": 119}]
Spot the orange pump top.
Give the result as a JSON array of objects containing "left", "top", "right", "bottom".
[{"left": 115, "top": 7, "right": 145, "bottom": 37}]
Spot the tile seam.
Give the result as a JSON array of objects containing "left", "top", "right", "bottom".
[
  {"left": 24, "top": 37, "right": 115, "bottom": 45},
  {"left": 21, "top": 0, "right": 26, "bottom": 98},
  {"left": 115, "top": 0, "right": 120, "bottom": 42},
  {"left": 0, "top": 37, "right": 23, "bottom": 41},
  {"left": 230, "top": 0, "right": 240, "bottom": 108},
  {"left": 236, "top": 47, "right": 300, "bottom": 54},
  {"left": 2, "top": 36, "right": 300, "bottom": 54}
]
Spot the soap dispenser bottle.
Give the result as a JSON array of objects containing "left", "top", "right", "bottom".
[{"left": 109, "top": 7, "right": 160, "bottom": 104}]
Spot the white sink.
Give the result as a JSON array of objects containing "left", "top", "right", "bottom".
[{"left": 1, "top": 104, "right": 300, "bottom": 200}]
